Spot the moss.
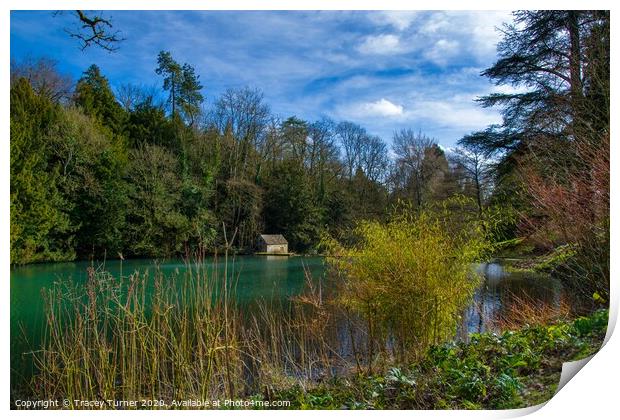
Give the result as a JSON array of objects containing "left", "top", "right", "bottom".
[
  {"left": 492, "top": 237, "right": 535, "bottom": 259},
  {"left": 532, "top": 245, "right": 577, "bottom": 272}
]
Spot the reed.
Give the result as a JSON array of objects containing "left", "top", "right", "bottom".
[
  {"left": 30, "top": 255, "right": 338, "bottom": 407},
  {"left": 492, "top": 292, "right": 571, "bottom": 331}
]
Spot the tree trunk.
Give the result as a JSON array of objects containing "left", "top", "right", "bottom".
[{"left": 567, "top": 11, "right": 584, "bottom": 135}]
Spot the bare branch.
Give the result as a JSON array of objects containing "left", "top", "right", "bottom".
[{"left": 58, "top": 10, "right": 125, "bottom": 52}]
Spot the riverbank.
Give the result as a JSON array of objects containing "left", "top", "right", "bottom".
[
  {"left": 493, "top": 246, "right": 575, "bottom": 274},
  {"left": 11, "top": 258, "right": 604, "bottom": 409},
  {"left": 260, "top": 309, "right": 608, "bottom": 409}
]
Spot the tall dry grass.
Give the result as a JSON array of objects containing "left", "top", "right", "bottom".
[
  {"left": 30, "top": 256, "right": 337, "bottom": 407},
  {"left": 492, "top": 292, "right": 571, "bottom": 331}
]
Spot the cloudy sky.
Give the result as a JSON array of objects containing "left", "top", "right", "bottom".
[{"left": 10, "top": 10, "right": 514, "bottom": 147}]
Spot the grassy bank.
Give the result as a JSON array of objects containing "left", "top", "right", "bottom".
[{"left": 263, "top": 309, "right": 608, "bottom": 409}]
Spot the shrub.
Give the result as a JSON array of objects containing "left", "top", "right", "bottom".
[{"left": 328, "top": 197, "right": 491, "bottom": 363}]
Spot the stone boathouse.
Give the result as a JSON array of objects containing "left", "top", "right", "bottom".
[{"left": 257, "top": 234, "right": 288, "bottom": 254}]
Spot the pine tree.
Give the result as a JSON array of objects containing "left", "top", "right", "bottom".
[{"left": 156, "top": 51, "right": 204, "bottom": 124}]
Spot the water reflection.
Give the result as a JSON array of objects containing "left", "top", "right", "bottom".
[{"left": 457, "top": 262, "right": 564, "bottom": 340}]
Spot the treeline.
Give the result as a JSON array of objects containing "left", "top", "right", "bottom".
[{"left": 10, "top": 55, "right": 485, "bottom": 265}]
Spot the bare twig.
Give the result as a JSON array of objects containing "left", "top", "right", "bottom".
[{"left": 55, "top": 10, "right": 125, "bottom": 52}]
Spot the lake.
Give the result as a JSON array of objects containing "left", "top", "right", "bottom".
[{"left": 10, "top": 256, "right": 564, "bottom": 388}]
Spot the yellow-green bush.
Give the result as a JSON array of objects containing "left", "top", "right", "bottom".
[{"left": 328, "top": 198, "right": 491, "bottom": 362}]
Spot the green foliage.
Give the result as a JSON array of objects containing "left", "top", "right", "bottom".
[
  {"left": 12, "top": 58, "right": 498, "bottom": 263},
  {"left": 268, "top": 310, "right": 608, "bottom": 409},
  {"left": 10, "top": 78, "right": 75, "bottom": 264},
  {"left": 571, "top": 309, "right": 608, "bottom": 337},
  {"left": 50, "top": 107, "right": 128, "bottom": 258},
  {"left": 11, "top": 63, "right": 219, "bottom": 263},
  {"left": 123, "top": 144, "right": 195, "bottom": 257},
  {"left": 73, "top": 64, "right": 127, "bottom": 135},
  {"left": 346, "top": 168, "right": 388, "bottom": 222},
  {"left": 329, "top": 198, "right": 492, "bottom": 361},
  {"left": 179, "top": 63, "right": 204, "bottom": 125},
  {"left": 263, "top": 160, "right": 323, "bottom": 252},
  {"left": 215, "top": 177, "right": 264, "bottom": 249},
  {"left": 126, "top": 100, "right": 178, "bottom": 149}
]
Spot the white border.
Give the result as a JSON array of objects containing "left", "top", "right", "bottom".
[{"left": 4, "top": 1, "right": 618, "bottom": 419}]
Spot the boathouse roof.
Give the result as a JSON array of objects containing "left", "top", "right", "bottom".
[{"left": 259, "top": 234, "right": 288, "bottom": 245}]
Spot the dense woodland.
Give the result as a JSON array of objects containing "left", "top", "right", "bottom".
[
  {"left": 10, "top": 11, "right": 609, "bottom": 299},
  {"left": 10, "top": 55, "right": 484, "bottom": 262}
]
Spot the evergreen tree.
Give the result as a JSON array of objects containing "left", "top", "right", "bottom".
[
  {"left": 126, "top": 100, "right": 177, "bottom": 149},
  {"left": 124, "top": 144, "right": 191, "bottom": 257},
  {"left": 155, "top": 51, "right": 183, "bottom": 118},
  {"left": 263, "top": 160, "right": 322, "bottom": 252},
  {"left": 74, "top": 64, "right": 126, "bottom": 135},
  {"left": 10, "top": 79, "right": 75, "bottom": 264},
  {"left": 462, "top": 11, "right": 609, "bottom": 154},
  {"left": 179, "top": 63, "right": 204, "bottom": 126},
  {"left": 53, "top": 108, "right": 128, "bottom": 258},
  {"left": 156, "top": 51, "right": 204, "bottom": 124}
]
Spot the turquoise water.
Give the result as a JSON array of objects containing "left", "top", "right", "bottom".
[{"left": 10, "top": 256, "right": 325, "bottom": 385}]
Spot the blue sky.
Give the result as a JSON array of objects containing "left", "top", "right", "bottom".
[{"left": 10, "top": 10, "right": 515, "bottom": 147}]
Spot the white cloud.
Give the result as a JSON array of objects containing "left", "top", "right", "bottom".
[
  {"left": 419, "top": 13, "right": 451, "bottom": 35},
  {"left": 405, "top": 95, "right": 502, "bottom": 131},
  {"left": 340, "top": 98, "right": 405, "bottom": 119},
  {"left": 369, "top": 11, "right": 420, "bottom": 31},
  {"left": 435, "top": 11, "right": 510, "bottom": 61},
  {"left": 359, "top": 11, "right": 510, "bottom": 65},
  {"left": 424, "top": 39, "right": 460, "bottom": 64},
  {"left": 357, "top": 34, "right": 402, "bottom": 55},
  {"left": 363, "top": 98, "right": 404, "bottom": 117}
]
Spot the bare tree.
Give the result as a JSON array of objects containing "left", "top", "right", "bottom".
[
  {"left": 115, "top": 83, "right": 162, "bottom": 111},
  {"left": 307, "top": 118, "right": 341, "bottom": 198},
  {"left": 10, "top": 57, "right": 73, "bottom": 103},
  {"left": 360, "top": 134, "right": 389, "bottom": 184},
  {"left": 449, "top": 145, "right": 493, "bottom": 217},
  {"left": 392, "top": 129, "right": 436, "bottom": 207},
  {"left": 335, "top": 121, "right": 366, "bottom": 181},
  {"left": 307, "top": 118, "right": 338, "bottom": 173},
  {"left": 258, "top": 117, "right": 284, "bottom": 170},
  {"left": 210, "top": 87, "right": 270, "bottom": 178}
]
